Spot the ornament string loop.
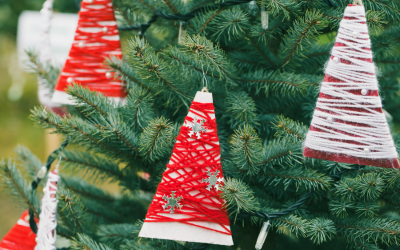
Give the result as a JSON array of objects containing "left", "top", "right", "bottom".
[
  {"left": 29, "top": 138, "right": 69, "bottom": 234},
  {"left": 353, "top": 0, "right": 363, "bottom": 5}
]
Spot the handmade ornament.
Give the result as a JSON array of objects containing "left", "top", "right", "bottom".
[
  {"left": 38, "top": 0, "right": 68, "bottom": 116},
  {"left": 0, "top": 210, "right": 37, "bottom": 250},
  {"left": 303, "top": 4, "right": 399, "bottom": 168},
  {"left": 139, "top": 91, "right": 233, "bottom": 245},
  {"left": 35, "top": 170, "right": 60, "bottom": 250},
  {"left": 51, "top": 0, "right": 126, "bottom": 105}
]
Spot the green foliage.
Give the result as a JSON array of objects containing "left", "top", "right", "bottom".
[
  {"left": 307, "top": 218, "right": 336, "bottom": 244},
  {"left": 230, "top": 125, "right": 263, "bottom": 175},
  {"left": 71, "top": 233, "right": 113, "bottom": 250},
  {"left": 0, "top": 159, "right": 40, "bottom": 216},
  {"left": 221, "top": 177, "right": 259, "bottom": 217},
  {"left": 139, "top": 117, "right": 174, "bottom": 162}
]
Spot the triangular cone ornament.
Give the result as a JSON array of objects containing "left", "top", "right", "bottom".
[
  {"left": 0, "top": 211, "right": 37, "bottom": 250},
  {"left": 51, "top": 0, "right": 126, "bottom": 105},
  {"left": 35, "top": 170, "right": 60, "bottom": 250},
  {"left": 139, "top": 91, "right": 233, "bottom": 245},
  {"left": 303, "top": 4, "right": 399, "bottom": 168}
]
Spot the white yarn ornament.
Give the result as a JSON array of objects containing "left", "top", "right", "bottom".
[
  {"left": 38, "top": 0, "right": 56, "bottom": 108},
  {"left": 304, "top": 5, "right": 398, "bottom": 161},
  {"left": 35, "top": 170, "right": 60, "bottom": 250}
]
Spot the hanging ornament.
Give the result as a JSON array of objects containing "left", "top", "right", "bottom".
[
  {"left": 0, "top": 210, "right": 37, "bottom": 250},
  {"left": 303, "top": 3, "right": 400, "bottom": 168},
  {"left": 38, "top": 0, "right": 68, "bottom": 116},
  {"left": 35, "top": 170, "right": 60, "bottom": 250},
  {"left": 51, "top": 0, "right": 126, "bottom": 105},
  {"left": 139, "top": 90, "right": 233, "bottom": 245}
]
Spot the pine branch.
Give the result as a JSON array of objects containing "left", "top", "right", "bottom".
[
  {"left": 14, "top": 145, "right": 43, "bottom": 179},
  {"left": 58, "top": 188, "right": 90, "bottom": 235},
  {"left": 230, "top": 125, "right": 263, "bottom": 175},
  {"left": 0, "top": 159, "right": 40, "bottom": 217},
  {"left": 62, "top": 150, "right": 124, "bottom": 180},
  {"left": 139, "top": 117, "right": 175, "bottom": 162},
  {"left": 71, "top": 234, "right": 113, "bottom": 250}
]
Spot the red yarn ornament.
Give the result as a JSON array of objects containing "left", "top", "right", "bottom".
[
  {"left": 139, "top": 92, "right": 233, "bottom": 245},
  {"left": 52, "top": 0, "right": 126, "bottom": 104},
  {"left": 0, "top": 211, "right": 37, "bottom": 250}
]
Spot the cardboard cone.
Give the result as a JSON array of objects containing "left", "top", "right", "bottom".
[
  {"left": 52, "top": 0, "right": 126, "bottom": 105},
  {"left": 139, "top": 91, "right": 233, "bottom": 245},
  {"left": 303, "top": 4, "right": 399, "bottom": 168}
]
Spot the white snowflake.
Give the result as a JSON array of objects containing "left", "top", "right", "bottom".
[
  {"left": 202, "top": 170, "right": 224, "bottom": 191},
  {"left": 184, "top": 117, "right": 207, "bottom": 139}
]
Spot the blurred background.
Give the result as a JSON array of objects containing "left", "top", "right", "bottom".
[{"left": 0, "top": 0, "right": 76, "bottom": 237}]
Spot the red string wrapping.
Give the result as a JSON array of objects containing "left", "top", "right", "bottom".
[
  {"left": 144, "top": 101, "right": 231, "bottom": 236},
  {"left": 54, "top": 0, "right": 126, "bottom": 97},
  {"left": 0, "top": 211, "right": 37, "bottom": 250}
]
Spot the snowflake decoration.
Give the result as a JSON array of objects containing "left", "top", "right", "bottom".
[
  {"left": 202, "top": 170, "right": 224, "bottom": 191},
  {"left": 162, "top": 191, "right": 183, "bottom": 213},
  {"left": 184, "top": 117, "right": 207, "bottom": 139}
]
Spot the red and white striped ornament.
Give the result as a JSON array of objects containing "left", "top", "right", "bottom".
[
  {"left": 303, "top": 4, "right": 399, "bottom": 168},
  {"left": 139, "top": 91, "right": 233, "bottom": 245},
  {"left": 52, "top": 0, "right": 126, "bottom": 105},
  {"left": 35, "top": 170, "right": 60, "bottom": 250},
  {"left": 0, "top": 211, "right": 37, "bottom": 250}
]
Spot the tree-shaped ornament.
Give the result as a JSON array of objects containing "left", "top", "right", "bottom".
[
  {"left": 139, "top": 91, "right": 233, "bottom": 245},
  {"left": 35, "top": 170, "right": 60, "bottom": 250},
  {"left": 303, "top": 3, "right": 399, "bottom": 168},
  {"left": 51, "top": 0, "right": 126, "bottom": 105},
  {"left": 0, "top": 210, "right": 37, "bottom": 250}
]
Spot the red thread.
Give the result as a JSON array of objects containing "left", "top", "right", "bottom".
[
  {"left": 54, "top": 0, "right": 126, "bottom": 97},
  {"left": 144, "top": 102, "right": 231, "bottom": 235},
  {"left": 0, "top": 211, "right": 36, "bottom": 250}
]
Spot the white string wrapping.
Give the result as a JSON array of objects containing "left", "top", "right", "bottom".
[
  {"left": 35, "top": 171, "right": 60, "bottom": 250},
  {"left": 38, "top": 0, "right": 60, "bottom": 108},
  {"left": 304, "top": 5, "right": 398, "bottom": 159}
]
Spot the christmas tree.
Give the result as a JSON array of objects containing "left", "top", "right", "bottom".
[{"left": 2, "top": 0, "right": 400, "bottom": 249}]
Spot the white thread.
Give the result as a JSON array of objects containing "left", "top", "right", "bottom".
[
  {"left": 35, "top": 171, "right": 60, "bottom": 250},
  {"left": 304, "top": 5, "right": 398, "bottom": 160},
  {"left": 38, "top": 0, "right": 62, "bottom": 109}
]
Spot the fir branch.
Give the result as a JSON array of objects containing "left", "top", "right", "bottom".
[
  {"left": 247, "top": 35, "right": 277, "bottom": 67},
  {"left": 163, "top": 0, "right": 180, "bottom": 14},
  {"left": 272, "top": 115, "right": 308, "bottom": 140},
  {"left": 106, "top": 57, "right": 153, "bottom": 93},
  {"left": 30, "top": 106, "right": 65, "bottom": 133},
  {"left": 62, "top": 150, "right": 123, "bottom": 180},
  {"left": 58, "top": 188, "right": 89, "bottom": 235},
  {"left": 198, "top": 8, "right": 226, "bottom": 35},
  {"left": 139, "top": 117, "right": 174, "bottom": 162},
  {"left": 307, "top": 218, "right": 336, "bottom": 244},
  {"left": 221, "top": 178, "right": 259, "bottom": 218},
  {"left": 230, "top": 125, "right": 263, "bottom": 175},
  {"left": 66, "top": 84, "right": 111, "bottom": 117},
  {"left": 14, "top": 145, "right": 43, "bottom": 179},
  {"left": 280, "top": 10, "right": 326, "bottom": 68},
  {"left": 71, "top": 234, "right": 113, "bottom": 250},
  {"left": 0, "top": 159, "right": 40, "bottom": 217}
]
